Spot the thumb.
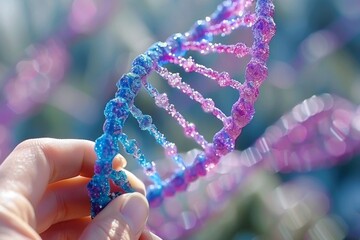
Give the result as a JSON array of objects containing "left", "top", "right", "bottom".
[{"left": 80, "top": 193, "right": 149, "bottom": 240}]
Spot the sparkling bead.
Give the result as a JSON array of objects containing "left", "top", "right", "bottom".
[
  {"left": 168, "top": 73, "right": 181, "bottom": 87},
  {"left": 116, "top": 74, "right": 130, "bottom": 89},
  {"left": 169, "top": 171, "right": 188, "bottom": 192},
  {"left": 144, "top": 82, "right": 159, "bottom": 97},
  {"left": 132, "top": 54, "right": 153, "bottom": 74},
  {"left": 240, "top": 82, "right": 259, "bottom": 103},
  {"left": 233, "top": 43, "right": 248, "bottom": 58},
  {"left": 130, "top": 106, "right": 142, "bottom": 117},
  {"left": 256, "top": 0, "right": 275, "bottom": 18},
  {"left": 90, "top": 195, "right": 111, "bottom": 218},
  {"left": 104, "top": 97, "right": 129, "bottom": 120},
  {"left": 210, "top": 2, "right": 232, "bottom": 24},
  {"left": 147, "top": 185, "right": 164, "bottom": 207},
  {"left": 90, "top": 203, "right": 102, "bottom": 218},
  {"left": 171, "top": 171, "right": 188, "bottom": 191},
  {"left": 206, "top": 69, "right": 218, "bottom": 79},
  {"left": 243, "top": 13, "right": 257, "bottom": 27},
  {"left": 172, "top": 154, "right": 185, "bottom": 168},
  {"left": 193, "top": 153, "right": 207, "bottom": 176},
  {"left": 144, "top": 161, "right": 157, "bottom": 176},
  {"left": 218, "top": 71, "right": 231, "bottom": 87},
  {"left": 184, "top": 166, "right": 198, "bottom": 183},
  {"left": 231, "top": 98, "right": 255, "bottom": 127},
  {"left": 180, "top": 84, "right": 192, "bottom": 95},
  {"left": 215, "top": 44, "right": 226, "bottom": 53},
  {"left": 103, "top": 119, "right": 123, "bottom": 135},
  {"left": 155, "top": 93, "right": 169, "bottom": 108},
  {"left": 111, "top": 169, "right": 127, "bottom": 184},
  {"left": 188, "top": 20, "right": 213, "bottom": 42},
  {"left": 201, "top": 98, "right": 215, "bottom": 112},
  {"left": 192, "top": 91, "right": 203, "bottom": 102},
  {"left": 146, "top": 44, "right": 161, "bottom": 61},
  {"left": 213, "top": 130, "right": 234, "bottom": 156},
  {"left": 219, "top": 20, "right": 232, "bottom": 35},
  {"left": 224, "top": 117, "right": 242, "bottom": 139},
  {"left": 204, "top": 144, "right": 220, "bottom": 166},
  {"left": 131, "top": 65, "right": 147, "bottom": 77},
  {"left": 137, "top": 154, "right": 149, "bottom": 169},
  {"left": 253, "top": 17, "right": 276, "bottom": 43},
  {"left": 166, "top": 33, "right": 186, "bottom": 56},
  {"left": 199, "top": 40, "right": 210, "bottom": 54},
  {"left": 94, "top": 161, "right": 113, "bottom": 175},
  {"left": 184, "top": 122, "right": 196, "bottom": 137},
  {"left": 182, "top": 57, "right": 196, "bottom": 72},
  {"left": 252, "top": 41, "right": 270, "bottom": 61},
  {"left": 147, "top": 42, "right": 169, "bottom": 64},
  {"left": 165, "top": 143, "right": 177, "bottom": 157},
  {"left": 175, "top": 113, "right": 186, "bottom": 126},
  {"left": 87, "top": 174, "right": 110, "bottom": 198},
  {"left": 163, "top": 182, "right": 176, "bottom": 197},
  {"left": 139, "top": 115, "right": 152, "bottom": 130},
  {"left": 115, "top": 88, "right": 135, "bottom": 102},
  {"left": 95, "top": 134, "right": 119, "bottom": 160},
  {"left": 168, "top": 104, "right": 176, "bottom": 116},
  {"left": 245, "top": 60, "right": 268, "bottom": 87},
  {"left": 124, "top": 139, "right": 137, "bottom": 154},
  {"left": 116, "top": 73, "right": 141, "bottom": 94}
]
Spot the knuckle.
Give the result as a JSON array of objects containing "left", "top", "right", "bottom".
[
  {"left": 13, "top": 138, "right": 57, "bottom": 181},
  {"left": 14, "top": 138, "right": 54, "bottom": 156}
]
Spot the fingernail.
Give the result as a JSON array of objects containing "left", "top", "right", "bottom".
[
  {"left": 120, "top": 193, "right": 149, "bottom": 235},
  {"left": 141, "top": 228, "right": 163, "bottom": 240},
  {"left": 112, "top": 154, "right": 127, "bottom": 170},
  {"left": 150, "top": 232, "right": 163, "bottom": 240}
]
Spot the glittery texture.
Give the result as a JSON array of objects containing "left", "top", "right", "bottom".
[
  {"left": 88, "top": 0, "right": 276, "bottom": 217},
  {"left": 147, "top": 94, "right": 360, "bottom": 238}
]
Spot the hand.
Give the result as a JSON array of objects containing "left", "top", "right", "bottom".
[{"left": 0, "top": 138, "right": 161, "bottom": 239}]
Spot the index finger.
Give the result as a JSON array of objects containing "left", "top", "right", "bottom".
[{"left": 0, "top": 138, "right": 97, "bottom": 207}]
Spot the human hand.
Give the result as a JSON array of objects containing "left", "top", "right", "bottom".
[{"left": 0, "top": 138, "right": 161, "bottom": 239}]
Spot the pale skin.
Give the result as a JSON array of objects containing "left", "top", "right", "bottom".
[{"left": 0, "top": 138, "right": 161, "bottom": 240}]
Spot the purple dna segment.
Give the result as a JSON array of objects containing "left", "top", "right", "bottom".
[
  {"left": 257, "top": 94, "right": 360, "bottom": 172},
  {"left": 145, "top": 94, "right": 360, "bottom": 239},
  {"left": 87, "top": 0, "right": 276, "bottom": 218}
]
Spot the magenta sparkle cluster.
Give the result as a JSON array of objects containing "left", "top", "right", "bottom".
[{"left": 87, "top": 0, "right": 275, "bottom": 218}]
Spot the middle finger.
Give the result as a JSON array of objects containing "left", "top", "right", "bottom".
[{"left": 36, "top": 170, "right": 146, "bottom": 233}]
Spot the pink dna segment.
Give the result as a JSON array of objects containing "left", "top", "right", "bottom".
[
  {"left": 87, "top": 0, "right": 276, "bottom": 218},
  {"left": 146, "top": 94, "right": 360, "bottom": 238}
]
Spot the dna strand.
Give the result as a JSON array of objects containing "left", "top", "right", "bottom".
[
  {"left": 146, "top": 94, "right": 360, "bottom": 238},
  {"left": 87, "top": 0, "right": 276, "bottom": 217}
]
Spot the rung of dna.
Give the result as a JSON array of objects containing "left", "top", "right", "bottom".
[
  {"left": 146, "top": 94, "right": 360, "bottom": 238},
  {"left": 258, "top": 94, "right": 360, "bottom": 172},
  {"left": 87, "top": 0, "right": 276, "bottom": 218}
]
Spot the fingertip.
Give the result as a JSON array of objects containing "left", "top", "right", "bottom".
[
  {"left": 112, "top": 154, "right": 127, "bottom": 170},
  {"left": 80, "top": 192, "right": 149, "bottom": 240},
  {"left": 120, "top": 193, "right": 149, "bottom": 236},
  {"left": 140, "top": 228, "right": 163, "bottom": 240}
]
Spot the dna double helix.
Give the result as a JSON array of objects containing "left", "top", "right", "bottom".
[
  {"left": 87, "top": 0, "right": 276, "bottom": 217},
  {"left": 86, "top": 1, "right": 360, "bottom": 238},
  {"left": 146, "top": 93, "right": 360, "bottom": 238}
]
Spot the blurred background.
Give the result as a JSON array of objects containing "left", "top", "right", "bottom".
[{"left": 0, "top": 0, "right": 359, "bottom": 239}]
